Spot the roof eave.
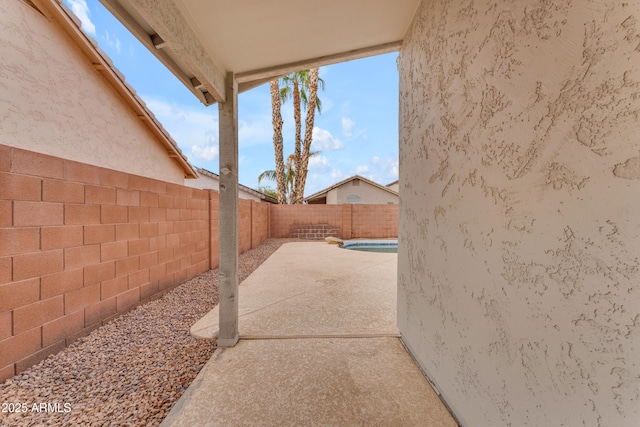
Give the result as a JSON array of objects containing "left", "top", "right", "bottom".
[
  {"left": 197, "top": 168, "right": 277, "bottom": 203},
  {"left": 39, "top": 0, "right": 198, "bottom": 179},
  {"left": 303, "top": 174, "right": 399, "bottom": 202}
]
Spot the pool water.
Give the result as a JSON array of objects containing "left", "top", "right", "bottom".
[
  {"left": 342, "top": 240, "right": 398, "bottom": 253},
  {"left": 348, "top": 246, "right": 397, "bottom": 253}
]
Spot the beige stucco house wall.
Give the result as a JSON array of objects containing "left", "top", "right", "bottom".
[
  {"left": 386, "top": 180, "right": 399, "bottom": 193},
  {"left": 0, "top": 0, "right": 192, "bottom": 184},
  {"left": 306, "top": 175, "right": 398, "bottom": 204},
  {"left": 184, "top": 168, "right": 275, "bottom": 203},
  {"left": 398, "top": 1, "right": 640, "bottom": 426}
]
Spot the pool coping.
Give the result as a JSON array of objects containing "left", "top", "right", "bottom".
[{"left": 342, "top": 238, "right": 398, "bottom": 248}]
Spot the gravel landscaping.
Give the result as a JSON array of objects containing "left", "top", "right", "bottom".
[{"left": 1, "top": 239, "right": 298, "bottom": 427}]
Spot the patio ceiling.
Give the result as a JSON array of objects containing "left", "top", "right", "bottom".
[{"left": 99, "top": 0, "right": 420, "bottom": 104}]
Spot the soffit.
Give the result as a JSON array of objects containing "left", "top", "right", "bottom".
[{"left": 175, "top": 0, "right": 419, "bottom": 75}]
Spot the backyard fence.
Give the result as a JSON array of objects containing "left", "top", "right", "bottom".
[{"left": 269, "top": 204, "right": 398, "bottom": 240}]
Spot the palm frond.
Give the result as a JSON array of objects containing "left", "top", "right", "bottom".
[{"left": 258, "top": 169, "right": 277, "bottom": 184}]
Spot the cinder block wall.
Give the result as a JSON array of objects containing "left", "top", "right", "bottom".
[
  {"left": 238, "top": 199, "right": 270, "bottom": 253},
  {"left": 269, "top": 205, "right": 344, "bottom": 238},
  {"left": 239, "top": 199, "right": 252, "bottom": 254},
  {"left": 0, "top": 145, "right": 210, "bottom": 381},
  {"left": 351, "top": 205, "right": 398, "bottom": 239},
  {"left": 209, "top": 191, "right": 219, "bottom": 269},
  {"left": 269, "top": 204, "right": 399, "bottom": 240},
  {"left": 251, "top": 202, "right": 269, "bottom": 248}
]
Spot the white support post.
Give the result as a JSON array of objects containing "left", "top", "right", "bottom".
[{"left": 217, "top": 72, "right": 239, "bottom": 347}]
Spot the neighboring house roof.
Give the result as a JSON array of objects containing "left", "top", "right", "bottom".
[
  {"left": 386, "top": 179, "right": 399, "bottom": 187},
  {"left": 35, "top": 0, "right": 197, "bottom": 179},
  {"left": 304, "top": 175, "right": 399, "bottom": 203},
  {"left": 196, "top": 168, "right": 278, "bottom": 204}
]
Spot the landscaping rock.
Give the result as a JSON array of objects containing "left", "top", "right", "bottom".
[
  {"left": 325, "top": 236, "right": 344, "bottom": 245},
  {"left": 0, "top": 239, "right": 298, "bottom": 427}
]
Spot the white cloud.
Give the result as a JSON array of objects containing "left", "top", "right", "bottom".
[
  {"left": 67, "top": 0, "right": 96, "bottom": 35},
  {"left": 355, "top": 165, "right": 369, "bottom": 175},
  {"left": 388, "top": 160, "right": 399, "bottom": 177},
  {"left": 359, "top": 157, "right": 399, "bottom": 186},
  {"left": 104, "top": 31, "right": 121, "bottom": 54},
  {"left": 330, "top": 169, "right": 343, "bottom": 179},
  {"left": 311, "top": 127, "right": 343, "bottom": 151},
  {"left": 319, "top": 96, "right": 334, "bottom": 113},
  {"left": 239, "top": 116, "right": 273, "bottom": 147},
  {"left": 191, "top": 145, "right": 218, "bottom": 161},
  {"left": 341, "top": 118, "right": 355, "bottom": 137},
  {"left": 142, "top": 96, "right": 220, "bottom": 165},
  {"left": 308, "top": 155, "right": 329, "bottom": 170}
]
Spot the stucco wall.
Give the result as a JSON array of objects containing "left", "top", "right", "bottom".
[
  {"left": 331, "top": 180, "right": 398, "bottom": 204},
  {"left": 386, "top": 182, "right": 400, "bottom": 192},
  {"left": 326, "top": 189, "right": 338, "bottom": 204},
  {"left": 0, "top": 0, "right": 185, "bottom": 184},
  {"left": 398, "top": 1, "right": 640, "bottom": 426},
  {"left": 184, "top": 174, "right": 263, "bottom": 202},
  {"left": 184, "top": 174, "right": 221, "bottom": 192}
]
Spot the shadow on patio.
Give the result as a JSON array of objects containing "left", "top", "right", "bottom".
[{"left": 161, "top": 242, "right": 456, "bottom": 426}]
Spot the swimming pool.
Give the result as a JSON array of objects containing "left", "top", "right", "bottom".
[{"left": 342, "top": 239, "right": 398, "bottom": 253}]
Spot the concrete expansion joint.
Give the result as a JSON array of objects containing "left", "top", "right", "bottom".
[{"left": 239, "top": 333, "right": 401, "bottom": 340}]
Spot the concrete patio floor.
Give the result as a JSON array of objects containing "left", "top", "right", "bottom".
[{"left": 161, "top": 242, "right": 457, "bottom": 427}]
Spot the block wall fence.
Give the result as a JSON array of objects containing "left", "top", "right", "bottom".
[
  {"left": 268, "top": 204, "right": 398, "bottom": 240},
  {"left": 0, "top": 145, "right": 397, "bottom": 380}
]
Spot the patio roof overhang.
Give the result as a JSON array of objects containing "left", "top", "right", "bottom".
[
  {"left": 98, "top": 0, "right": 420, "bottom": 104},
  {"left": 97, "top": 0, "right": 418, "bottom": 347}
]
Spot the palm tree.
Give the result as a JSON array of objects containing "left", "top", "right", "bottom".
[
  {"left": 258, "top": 155, "right": 295, "bottom": 203},
  {"left": 277, "top": 69, "right": 324, "bottom": 204},
  {"left": 256, "top": 186, "right": 278, "bottom": 201},
  {"left": 279, "top": 73, "right": 303, "bottom": 203},
  {"left": 269, "top": 80, "right": 286, "bottom": 204},
  {"left": 258, "top": 152, "right": 321, "bottom": 204},
  {"left": 296, "top": 68, "right": 322, "bottom": 203}
]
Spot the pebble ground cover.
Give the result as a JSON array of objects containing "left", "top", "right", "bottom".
[{"left": 1, "top": 239, "right": 297, "bottom": 427}]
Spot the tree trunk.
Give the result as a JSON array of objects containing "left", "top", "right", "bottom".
[
  {"left": 270, "top": 80, "right": 286, "bottom": 204},
  {"left": 296, "top": 68, "right": 319, "bottom": 202},
  {"left": 292, "top": 80, "right": 302, "bottom": 204}
]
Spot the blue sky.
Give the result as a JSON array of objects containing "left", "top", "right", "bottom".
[{"left": 65, "top": 0, "right": 399, "bottom": 196}]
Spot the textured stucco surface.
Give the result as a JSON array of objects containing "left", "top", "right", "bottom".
[
  {"left": 398, "top": 1, "right": 640, "bottom": 426},
  {"left": 184, "top": 173, "right": 262, "bottom": 201},
  {"left": 0, "top": 1, "right": 185, "bottom": 184},
  {"left": 330, "top": 180, "right": 398, "bottom": 204},
  {"left": 386, "top": 181, "right": 400, "bottom": 192}
]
